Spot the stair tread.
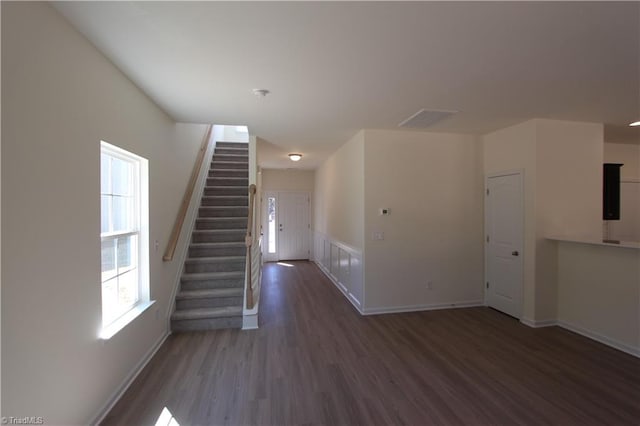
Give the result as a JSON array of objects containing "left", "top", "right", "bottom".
[
  {"left": 177, "top": 288, "right": 243, "bottom": 299},
  {"left": 196, "top": 217, "right": 247, "bottom": 221},
  {"left": 181, "top": 271, "right": 244, "bottom": 280},
  {"left": 185, "top": 255, "right": 246, "bottom": 263},
  {"left": 199, "top": 206, "right": 248, "bottom": 209},
  {"left": 171, "top": 306, "right": 243, "bottom": 321},
  {"left": 193, "top": 229, "right": 245, "bottom": 233},
  {"left": 202, "top": 195, "right": 248, "bottom": 199}
]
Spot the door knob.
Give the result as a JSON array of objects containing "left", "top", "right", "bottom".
[{"left": 512, "top": 251, "right": 519, "bottom": 256}]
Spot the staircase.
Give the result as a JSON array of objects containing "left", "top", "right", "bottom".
[{"left": 171, "top": 141, "right": 249, "bottom": 332}]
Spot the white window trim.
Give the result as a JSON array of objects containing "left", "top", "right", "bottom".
[{"left": 100, "top": 141, "right": 151, "bottom": 339}]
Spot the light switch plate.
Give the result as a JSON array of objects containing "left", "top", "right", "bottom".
[{"left": 372, "top": 231, "right": 384, "bottom": 240}]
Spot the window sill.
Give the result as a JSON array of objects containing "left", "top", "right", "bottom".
[{"left": 99, "top": 300, "right": 156, "bottom": 340}]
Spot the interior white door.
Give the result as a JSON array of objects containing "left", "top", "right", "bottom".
[
  {"left": 278, "top": 192, "right": 310, "bottom": 260},
  {"left": 486, "top": 172, "right": 524, "bottom": 318}
]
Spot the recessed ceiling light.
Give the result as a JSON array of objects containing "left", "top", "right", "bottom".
[
  {"left": 629, "top": 121, "right": 640, "bottom": 126},
  {"left": 288, "top": 153, "right": 302, "bottom": 162},
  {"left": 252, "top": 88, "right": 270, "bottom": 97}
]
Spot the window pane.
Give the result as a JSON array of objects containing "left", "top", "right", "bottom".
[
  {"left": 112, "top": 196, "right": 134, "bottom": 232},
  {"left": 102, "top": 277, "right": 118, "bottom": 325},
  {"left": 117, "top": 270, "right": 138, "bottom": 309},
  {"left": 117, "top": 234, "right": 137, "bottom": 274},
  {"left": 268, "top": 197, "right": 276, "bottom": 254},
  {"left": 101, "top": 195, "right": 111, "bottom": 234},
  {"left": 101, "top": 153, "right": 111, "bottom": 194},
  {"left": 101, "top": 239, "right": 117, "bottom": 282},
  {"left": 111, "top": 157, "right": 132, "bottom": 196}
]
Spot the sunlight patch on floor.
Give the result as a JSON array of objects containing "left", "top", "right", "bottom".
[
  {"left": 155, "top": 407, "right": 180, "bottom": 426},
  {"left": 277, "top": 262, "right": 295, "bottom": 267}
]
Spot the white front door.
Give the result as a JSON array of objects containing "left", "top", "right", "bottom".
[
  {"left": 278, "top": 192, "right": 310, "bottom": 260},
  {"left": 485, "top": 172, "right": 524, "bottom": 318},
  {"left": 262, "top": 191, "right": 310, "bottom": 261}
]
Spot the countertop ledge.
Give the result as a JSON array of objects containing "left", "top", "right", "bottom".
[{"left": 547, "top": 235, "right": 640, "bottom": 249}]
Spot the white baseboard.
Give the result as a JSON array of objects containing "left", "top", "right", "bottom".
[
  {"left": 557, "top": 320, "right": 640, "bottom": 359},
  {"left": 242, "top": 313, "right": 259, "bottom": 330},
  {"left": 90, "top": 331, "right": 169, "bottom": 425},
  {"left": 520, "top": 317, "right": 558, "bottom": 328},
  {"left": 362, "top": 300, "right": 484, "bottom": 316},
  {"left": 313, "top": 260, "right": 364, "bottom": 314},
  {"left": 520, "top": 317, "right": 640, "bottom": 358}
]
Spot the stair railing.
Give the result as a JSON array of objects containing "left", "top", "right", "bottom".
[
  {"left": 245, "top": 184, "right": 258, "bottom": 308},
  {"left": 163, "top": 125, "right": 213, "bottom": 262}
]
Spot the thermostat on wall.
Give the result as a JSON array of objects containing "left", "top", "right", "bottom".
[{"left": 379, "top": 208, "right": 390, "bottom": 216}]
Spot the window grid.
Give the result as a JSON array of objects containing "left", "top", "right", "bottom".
[{"left": 100, "top": 145, "right": 142, "bottom": 327}]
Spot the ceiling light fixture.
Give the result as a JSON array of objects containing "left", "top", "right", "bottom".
[
  {"left": 629, "top": 121, "right": 640, "bottom": 126},
  {"left": 252, "top": 88, "right": 270, "bottom": 97},
  {"left": 288, "top": 153, "right": 302, "bottom": 162}
]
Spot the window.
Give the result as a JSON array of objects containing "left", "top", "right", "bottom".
[
  {"left": 267, "top": 196, "right": 277, "bottom": 254},
  {"left": 100, "top": 141, "right": 150, "bottom": 337}
]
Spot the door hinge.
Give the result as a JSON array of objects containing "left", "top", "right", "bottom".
[
  {"left": 486, "top": 282, "right": 489, "bottom": 289},
  {"left": 486, "top": 188, "right": 490, "bottom": 196},
  {"left": 486, "top": 235, "right": 490, "bottom": 243},
  {"left": 308, "top": 224, "right": 310, "bottom": 229}
]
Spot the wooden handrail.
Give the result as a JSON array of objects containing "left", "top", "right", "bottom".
[
  {"left": 163, "top": 125, "right": 213, "bottom": 261},
  {"left": 245, "top": 184, "right": 257, "bottom": 308}
]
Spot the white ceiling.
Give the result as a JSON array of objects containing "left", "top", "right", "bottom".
[{"left": 53, "top": 1, "right": 640, "bottom": 169}]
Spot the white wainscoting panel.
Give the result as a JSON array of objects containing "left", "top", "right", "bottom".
[{"left": 313, "top": 231, "right": 363, "bottom": 312}]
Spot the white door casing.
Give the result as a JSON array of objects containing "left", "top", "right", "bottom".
[{"left": 485, "top": 171, "right": 524, "bottom": 318}]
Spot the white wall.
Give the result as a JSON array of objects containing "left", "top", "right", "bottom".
[
  {"left": 222, "top": 125, "right": 249, "bottom": 143},
  {"left": 557, "top": 242, "right": 640, "bottom": 356},
  {"left": 535, "top": 119, "right": 603, "bottom": 320},
  {"left": 483, "top": 119, "right": 604, "bottom": 322},
  {"left": 262, "top": 168, "right": 315, "bottom": 232},
  {"left": 2, "top": 3, "right": 206, "bottom": 423},
  {"left": 262, "top": 169, "right": 315, "bottom": 193},
  {"left": 363, "top": 129, "right": 484, "bottom": 311},
  {"left": 314, "top": 131, "right": 365, "bottom": 250},
  {"left": 604, "top": 143, "right": 640, "bottom": 180},
  {"left": 604, "top": 143, "right": 640, "bottom": 241},
  {"left": 483, "top": 120, "right": 538, "bottom": 320}
]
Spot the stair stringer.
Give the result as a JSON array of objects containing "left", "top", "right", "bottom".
[{"left": 165, "top": 130, "right": 218, "bottom": 333}]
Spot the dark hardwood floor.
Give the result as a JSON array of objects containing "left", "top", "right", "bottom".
[{"left": 103, "top": 261, "right": 640, "bottom": 425}]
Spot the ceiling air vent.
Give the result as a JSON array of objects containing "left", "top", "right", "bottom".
[{"left": 398, "top": 109, "right": 457, "bottom": 129}]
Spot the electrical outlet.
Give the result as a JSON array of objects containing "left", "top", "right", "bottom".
[
  {"left": 154, "top": 240, "right": 160, "bottom": 252},
  {"left": 426, "top": 281, "right": 433, "bottom": 290}
]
